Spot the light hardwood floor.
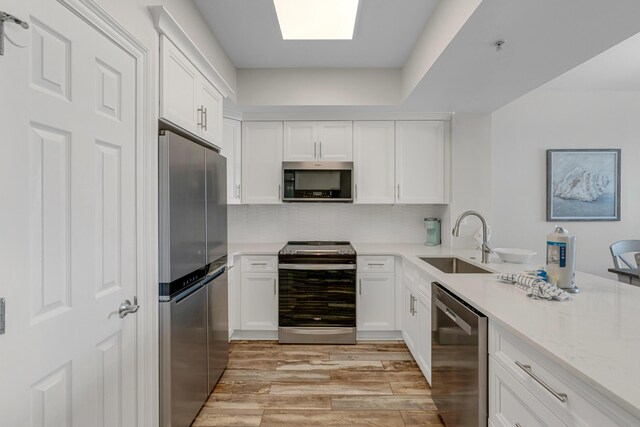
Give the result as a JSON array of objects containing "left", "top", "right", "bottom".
[{"left": 192, "top": 341, "right": 445, "bottom": 427}]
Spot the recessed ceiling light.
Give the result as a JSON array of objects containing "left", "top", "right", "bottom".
[{"left": 273, "top": 0, "right": 360, "bottom": 40}]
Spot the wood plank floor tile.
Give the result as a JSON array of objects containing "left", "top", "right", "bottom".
[
  {"left": 191, "top": 409, "right": 263, "bottom": 427},
  {"left": 389, "top": 381, "right": 431, "bottom": 395},
  {"left": 269, "top": 381, "right": 393, "bottom": 396},
  {"left": 330, "top": 395, "right": 437, "bottom": 411},
  {"left": 401, "top": 410, "right": 445, "bottom": 426},
  {"left": 213, "top": 381, "right": 271, "bottom": 394},
  {"left": 193, "top": 341, "right": 443, "bottom": 427},
  {"left": 221, "top": 369, "right": 331, "bottom": 383},
  {"left": 329, "top": 351, "right": 413, "bottom": 361},
  {"left": 381, "top": 360, "right": 421, "bottom": 371},
  {"left": 226, "top": 359, "right": 279, "bottom": 370},
  {"left": 374, "top": 342, "right": 410, "bottom": 352},
  {"left": 260, "top": 410, "right": 404, "bottom": 427},
  {"left": 329, "top": 370, "right": 425, "bottom": 382},
  {"left": 279, "top": 344, "right": 379, "bottom": 352},
  {"left": 204, "top": 394, "right": 332, "bottom": 410},
  {"left": 276, "top": 360, "right": 384, "bottom": 371}
]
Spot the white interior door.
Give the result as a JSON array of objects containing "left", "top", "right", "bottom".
[{"left": 0, "top": 1, "right": 139, "bottom": 425}]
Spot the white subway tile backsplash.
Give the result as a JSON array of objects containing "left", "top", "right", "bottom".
[{"left": 228, "top": 204, "right": 448, "bottom": 243}]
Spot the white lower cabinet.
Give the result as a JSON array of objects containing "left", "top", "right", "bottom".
[
  {"left": 489, "top": 321, "right": 640, "bottom": 427},
  {"left": 357, "top": 273, "right": 395, "bottom": 331},
  {"left": 489, "top": 356, "right": 566, "bottom": 427},
  {"left": 403, "top": 282, "right": 420, "bottom": 353},
  {"left": 416, "top": 297, "right": 432, "bottom": 383},
  {"left": 240, "top": 269, "right": 278, "bottom": 331},
  {"left": 402, "top": 265, "right": 433, "bottom": 384}
]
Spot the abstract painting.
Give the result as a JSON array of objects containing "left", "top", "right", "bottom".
[{"left": 547, "top": 149, "right": 620, "bottom": 221}]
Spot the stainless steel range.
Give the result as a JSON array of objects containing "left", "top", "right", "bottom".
[{"left": 278, "top": 241, "right": 357, "bottom": 344}]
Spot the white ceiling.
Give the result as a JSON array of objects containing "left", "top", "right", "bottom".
[
  {"left": 193, "top": 0, "right": 439, "bottom": 68},
  {"left": 542, "top": 32, "right": 640, "bottom": 92},
  {"left": 400, "top": 0, "right": 640, "bottom": 112}
]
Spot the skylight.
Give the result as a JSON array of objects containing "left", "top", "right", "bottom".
[{"left": 273, "top": 0, "right": 360, "bottom": 40}]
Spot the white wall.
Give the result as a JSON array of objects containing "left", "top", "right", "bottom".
[
  {"left": 228, "top": 204, "right": 447, "bottom": 244},
  {"left": 237, "top": 68, "right": 401, "bottom": 106},
  {"left": 448, "top": 113, "right": 493, "bottom": 248},
  {"left": 95, "top": 0, "right": 236, "bottom": 92},
  {"left": 491, "top": 90, "right": 640, "bottom": 277}
]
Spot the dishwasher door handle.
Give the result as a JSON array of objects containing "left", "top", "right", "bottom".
[{"left": 435, "top": 298, "right": 472, "bottom": 335}]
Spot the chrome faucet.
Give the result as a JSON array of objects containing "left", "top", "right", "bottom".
[{"left": 452, "top": 210, "right": 493, "bottom": 263}]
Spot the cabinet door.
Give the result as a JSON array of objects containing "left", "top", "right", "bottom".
[
  {"left": 240, "top": 273, "right": 278, "bottom": 330},
  {"left": 242, "top": 122, "right": 283, "bottom": 204},
  {"left": 200, "top": 78, "right": 223, "bottom": 145},
  {"left": 489, "top": 357, "right": 567, "bottom": 427},
  {"left": 317, "top": 121, "right": 353, "bottom": 161},
  {"left": 403, "top": 284, "right": 420, "bottom": 353},
  {"left": 357, "top": 274, "right": 395, "bottom": 331},
  {"left": 353, "top": 121, "right": 395, "bottom": 204},
  {"left": 222, "top": 118, "right": 242, "bottom": 204},
  {"left": 283, "top": 121, "right": 317, "bottom": 161},
  {"left": 417, "top": 297, "right": 432, "bottom": 384},
  {"left": 160, "top": 36, "right": 200, "bottom": 135},
  {"left": 227, "top": 265, "right": 238, "bottom": 339},
  {"left": 395, "top": 121, "right": 445, "bottom": 203}
]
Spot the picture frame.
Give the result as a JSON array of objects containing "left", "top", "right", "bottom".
[{"left": 546, "top": 149, "right": 621, "bottom": 222}]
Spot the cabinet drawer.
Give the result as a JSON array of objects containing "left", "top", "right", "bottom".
[
  {"left": 489, "top": 356, "right": 567, "bottom": 427},
  {"left": 357, "top": 255, "right": 395, "bottom": 273},
  {"left": 241, "top": 255, "right": 278, "bottom": 273},
  {"left": 490, "top": 322, "right": 636, "bottom": 426}
]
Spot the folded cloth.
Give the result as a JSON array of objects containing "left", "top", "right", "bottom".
[{"left": 497, "top": 273, "right": 572, "bottom": 301}]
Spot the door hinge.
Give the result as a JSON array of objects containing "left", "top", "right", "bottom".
[{"left": 0, "top": 298, "right": 5, "bottom": 335}]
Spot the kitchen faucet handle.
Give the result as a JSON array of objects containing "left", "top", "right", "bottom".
[{"left": 482, "top": 242, "right": 494, "bottom": 253}]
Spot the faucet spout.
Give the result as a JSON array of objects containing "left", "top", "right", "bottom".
[{"left": 452, "top": 210, "right": 493, "bottom": 263}]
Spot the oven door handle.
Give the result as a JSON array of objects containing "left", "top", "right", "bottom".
[{"left": 278, "top": 264, "right": 356, "bottom": 270}]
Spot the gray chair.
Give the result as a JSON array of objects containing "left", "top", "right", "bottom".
[{"left": 610, "top": 240, "right": 640, "bottom": 269}]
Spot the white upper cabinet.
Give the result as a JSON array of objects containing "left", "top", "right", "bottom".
[
  {"left": 353, "top": 121, "right": 395, "bottom": 204},
  {"left": 283, "top": 121, "right": 317, "bottom": 161},
  {"left": 222, "top": 118, "right": 242, "bottom": 204},
  {"left": 160, "top": 35, "right": 223, "bottom": 146},
  {"left": 199, "top": 78, "right": 223, "bottom": 145},
  {"left": 395, "top": 121, "right": 446, "bottom": 204},
  {"left": 160, "top": 36, "right": 199, "bottom": 132},
  {"left": 283, "top": 121, "right": 352, "bottom": 161},
  {"left": 317, "top": 121, "right": 353, "bottom": 161},
  {"left": 242, "top": 122, "right": 284, "bottom": 204}
]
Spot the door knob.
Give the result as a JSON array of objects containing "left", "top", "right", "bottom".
[{"left": 119, "top": 298, "right": 139, "bottom": 318}]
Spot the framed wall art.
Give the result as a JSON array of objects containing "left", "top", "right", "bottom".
[{"left": 547, "top": 149, "right": 621, "bottom": 221}]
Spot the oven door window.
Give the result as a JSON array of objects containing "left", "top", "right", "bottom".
[{"left": 279, "top": 268, "right": 356, "bottom": 327}]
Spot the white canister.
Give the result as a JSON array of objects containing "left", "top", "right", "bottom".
[{"left": 546, "top": 226, "right": 579, "bottom": 293}]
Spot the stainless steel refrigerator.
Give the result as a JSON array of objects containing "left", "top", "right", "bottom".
[{"left": 158, "top": 129, "right": 228, "bottom": 427}]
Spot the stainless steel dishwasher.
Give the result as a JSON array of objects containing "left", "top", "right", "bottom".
[{"left": 432, "top": 282, "right": 488, "bottom": 427}]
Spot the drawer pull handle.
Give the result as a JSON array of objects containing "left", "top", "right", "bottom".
[
  {"left": 368, "top": 263, "right": 385, "bottom": 266},
  {"left": 515, "top": 361, "right": 568, "bottom": 403},
  {"left": 251, "top": 263, "right": 268, "bottom": 266}
]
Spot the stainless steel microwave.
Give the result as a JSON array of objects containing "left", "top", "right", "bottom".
[{"left": 282, "top": 161, "right": 353, "bottom": 202}]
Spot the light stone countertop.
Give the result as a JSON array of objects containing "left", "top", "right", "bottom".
[{"left": 227, "top": 242, "right": 640, "bottom": 418}]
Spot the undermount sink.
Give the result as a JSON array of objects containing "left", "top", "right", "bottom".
[{"left": 419, "top": 257, "right": 493, "bottom": 274}]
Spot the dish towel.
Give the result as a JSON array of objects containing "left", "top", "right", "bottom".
[{"left": 496, "top": 273, "right": 572, "bottom": 301}]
